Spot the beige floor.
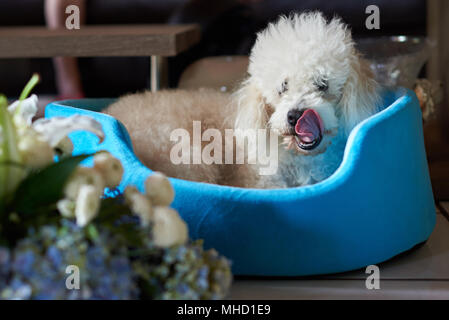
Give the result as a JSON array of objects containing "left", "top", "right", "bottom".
[{"left": 230, "top": 204, "right": 449, "bottom": 300}]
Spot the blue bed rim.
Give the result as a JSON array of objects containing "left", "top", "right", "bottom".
[{"left": 45, "top": 88, "right": 436, "bottom": 276}]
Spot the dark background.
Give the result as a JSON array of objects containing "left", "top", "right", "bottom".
[{"left": 0, "top": 0, "right": 426, "bottom": 97}]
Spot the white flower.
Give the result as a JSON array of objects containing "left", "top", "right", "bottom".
[
  {"left": 8, "top": 93, "right": 104, "bottom": 163},
  {"left": 75, "top": 184, "right": 101, "bottom": 227},
  {"left": 55, "top": 136, "right": 74, "bottom": 157},
  {"left": 152, "top": 206, "right": 188, "bottom": 248},
  {"left": 145, "top": 172, "right": 175, "bottom": 206},
  {"left": 124, "top": 186, "right": 153, "bottom": 226},
  {"left": 7, "top": 94, "right": 38, "bottom": 126},
  {"left": 32, "top": 114, "right": 104, "bottom": 148},
  {"left": 9, "top": 95, "right": 54, "bottom": 169},
  {"left": 93, "top": 151, "right": 124, "bottom": 188},
  {"left": 17, "top": 129, "right": 54, "bottom": 169},
  {"left": 57, "top": 198, "right": 76, "bottom": 218},
  {"left": 64, "top": 166, "right": 105, "bottom": 200}
]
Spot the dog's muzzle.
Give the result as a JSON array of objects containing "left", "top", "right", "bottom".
[{"left": 287, "top": 108, "right": 323, "bottom": 151}]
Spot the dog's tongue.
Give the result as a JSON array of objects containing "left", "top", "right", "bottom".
[{"left": 295, "top": 109, "right": 323, "bottom": 143}]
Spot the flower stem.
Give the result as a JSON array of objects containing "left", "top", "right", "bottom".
[
  {"left": 19, "top": 74, "right": 40, "bottom": 101},
  {"left": 0, "top": 95, "right": 24, "bottom": 201},
  {"left": 15, "top": 74, "right": 40, "bottom": 118},
  {"left": 0, "top": 95, "right": 8, "bottom": 201}
]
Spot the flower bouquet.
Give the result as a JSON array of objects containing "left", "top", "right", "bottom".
[{"left": 0, "top": 75, "right": 232, "bottom": 299}]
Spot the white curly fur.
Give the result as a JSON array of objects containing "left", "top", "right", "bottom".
[{"left": 105, "top": 12, "right": 381, "bottom": 188}]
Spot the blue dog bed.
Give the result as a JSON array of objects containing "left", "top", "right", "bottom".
[{"left": 45, "top": 88, "right": 435, "bottom": 276}]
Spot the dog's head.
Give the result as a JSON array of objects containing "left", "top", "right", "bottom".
[{"left": 234, "top": 12, "right": 380, "bottom": 155}]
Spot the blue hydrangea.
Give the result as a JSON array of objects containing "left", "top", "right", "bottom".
[
  {"left": 1, "top": 216, "right": 231, "bottom": 300},
  {"left": 133, "top": 241, "right": 232, "bottom": 300},
  {"left": 0, "top": 247, "right": 11, "bottom": 290},
  {"left": 1, "top": 221, "right": 139, "bottom": 300}
]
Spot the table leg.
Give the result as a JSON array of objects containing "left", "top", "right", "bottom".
[{"left": 151, "top": 55, "right": 162, "bottom": 92}]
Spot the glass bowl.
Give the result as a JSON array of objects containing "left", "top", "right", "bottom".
[{"left": 356, "top": 36, "right": 434, "bottom": 88}]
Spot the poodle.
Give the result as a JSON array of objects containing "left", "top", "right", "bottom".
[{"left": 105, "top": 12, "right": 381, "bottom": 188}]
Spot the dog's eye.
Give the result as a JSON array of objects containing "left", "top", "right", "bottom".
[
  {"left": 315, "top": 79, "right": 328, "bottom": 92},
  {"left": 278, "top": 80, "right": 288, "bottom": 96}
]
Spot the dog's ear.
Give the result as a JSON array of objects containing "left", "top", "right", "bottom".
[
  {"left": 339, "top": 54, "right": 381, "bottom": 136},
  {"left": 233, "top": 79, "right": 269, "bottom": 131}
]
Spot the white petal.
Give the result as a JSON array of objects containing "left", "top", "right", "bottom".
[
  {"left": 124, "top": 185, "right": 139, "bottom": 198},
  {"left": 93, "top": 151, "right": 124, "bottom": 188},
  {"left": 75, "top": 185, "right": 101, "bottom": 227},
  {"left": 55, "top": 136, "right": 74, "bottom": 157},
  {"left": 124, "top": 186, "right": 153, "bottom": 226},
  {"left": 57, "top": 199, "right": 76, "bottom": 218},
  {"left": 7, "top": 94, "right": 38, "bottom": 125},
  {"left": 145, "top": 172, "right": 175, "bottom": 206},
  {"left": 64, "top": 166, "right": 105, "bottom": 200},
  {"left": 152, "top": 206, "right": 188, "bottom": 248},
  {"left": 32, "top": 115, "right": 104, "bottom": 148},
  {"left": 17, "top": 128, "right": 54, "bottom": 169}
]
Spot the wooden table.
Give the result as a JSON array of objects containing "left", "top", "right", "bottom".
[
  {"left": 231, "top": 203, "right": 449, "bottom": 299},
  {"left": 0, "top": 24, "right": 201, "bottom": 92}
]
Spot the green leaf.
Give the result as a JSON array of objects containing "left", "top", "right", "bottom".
[
  {"left": 0, "top": 162, "right": 26, "bottom": 211},
  {"left": 86, "top": 224, "right": 99, "bottom": 241},
  {"left": 11, "top": 154, "right": 92, "bottom": 215}
]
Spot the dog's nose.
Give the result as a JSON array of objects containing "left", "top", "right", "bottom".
[{"left": 287, "top": 109, "right": 304, "bottom": 127}]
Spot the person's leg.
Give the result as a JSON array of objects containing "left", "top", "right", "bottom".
[{"left": 45, "top": 0, "right": 86, "bottom": 99}]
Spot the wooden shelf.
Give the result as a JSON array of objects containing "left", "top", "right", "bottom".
[{"left": 0, "top": 24, "right": 201, "bottom": 58}]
